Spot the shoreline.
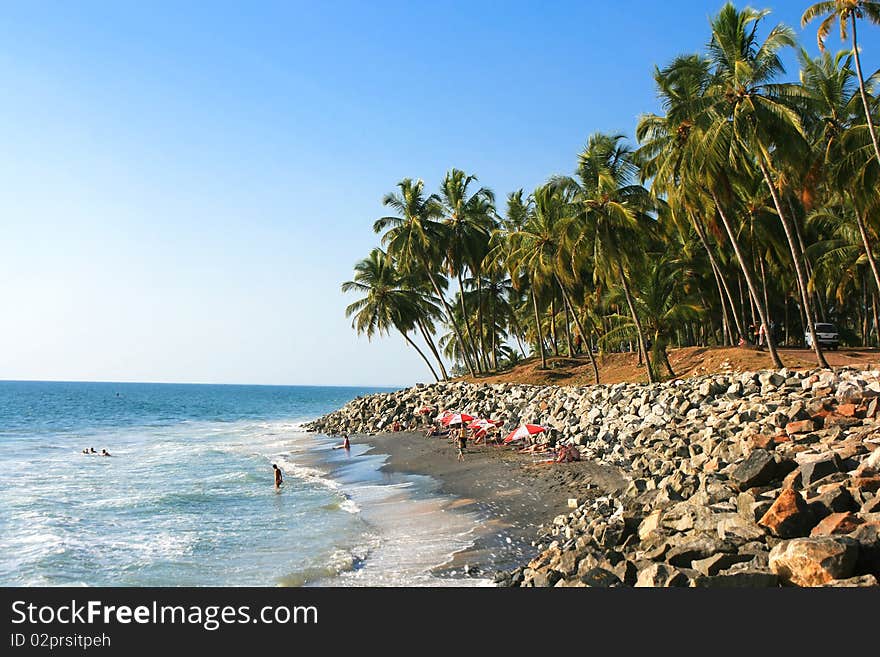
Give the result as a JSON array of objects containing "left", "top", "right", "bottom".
[{"left": 353, "top": 430, "right": 629, "bottom": 578}]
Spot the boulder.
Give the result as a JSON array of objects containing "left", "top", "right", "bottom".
[
  {"left": 785, "top": 419, "right": 816, "bottom": 435},
  {"left": 821, "top": 574, "right": 879, "bottom": 587},
  {"left": 810, "top": 512, "right": 864, "bottom": 537},
  {"left": 769, "top": 536, "right": 859, "bottom": 586},
  {"left": 730, "top": 449, "right": 778, "bottom": 491},
  {"left": 758, "top": 489, "right": 816, "bottom": 538},
  {"left": 634, "top": 562, "right": 690, "bottom": 587},
  {"left": 799, "top": 455, "right": 841, "bottom": 488},
  {"left": 690, "top": 552, "right": 753, "bottom": 577}
]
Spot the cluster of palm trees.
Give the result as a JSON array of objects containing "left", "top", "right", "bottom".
[{"left": 343, "top": 1, "right": 880, "bottom": 384}]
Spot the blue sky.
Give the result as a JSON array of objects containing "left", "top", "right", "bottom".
[{"left": 0, "top": 1, "right": 877, "bottom": 386}]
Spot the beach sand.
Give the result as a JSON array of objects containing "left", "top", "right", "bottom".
[{"left": 357, "top": 431, "right": 630, "bottom": 579}]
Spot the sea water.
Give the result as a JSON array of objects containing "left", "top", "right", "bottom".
[{"left": 0, "top": 381, "right": 491, "bottom": 586}]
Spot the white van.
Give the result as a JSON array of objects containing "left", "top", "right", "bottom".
[{"left": 805, "top": 323, "right": 839, "bottom": 350}]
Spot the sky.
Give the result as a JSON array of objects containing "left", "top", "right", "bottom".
[{"left": 0, "top": 0, "right": 878, "bottom": 387}]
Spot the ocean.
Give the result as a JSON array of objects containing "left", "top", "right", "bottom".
[{"left": 0, "top": 381, "right": 490, "bottom": 587}]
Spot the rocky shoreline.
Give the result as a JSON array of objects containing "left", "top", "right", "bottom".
[{"left": 305, "top": 366, "right": 880, "bottom": 587}]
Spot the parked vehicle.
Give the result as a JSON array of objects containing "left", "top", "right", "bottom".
[{"left": 805, "top": 323, "right": 839, "bottom": 350}]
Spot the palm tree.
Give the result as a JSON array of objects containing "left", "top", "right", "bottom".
[
  {"left": 564, "top": 133, "right": 657, "bottom": 382},
  {"left": 342, "top": 248, "right": 441, "bottom": 381},
  {"left": 437, "top": 169, "right": 496, "bottom": 374},
  {"left": 704, "top": 3, "right": 829, "bottom": 367},
  {"left": 505, "top": 184, "right": 601, "bottom": 382},
  {"left": 803, "top": 1, "right": 880, "bottom": 167},
  {"left": 373, "top": 178, "right": 477, "bottom": 377}
]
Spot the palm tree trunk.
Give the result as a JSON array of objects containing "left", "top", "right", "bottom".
[
  {"left": 416, "top": 318, "right": 448, "bottom": 380},
  {"left": 756, "top": 156, "right": 828, "bottom": 368},
  {"left": 563, "top": 294, "right": 574, "bottom": 356},
  {"left": 531, "top": 284, "right": 547, "bottom": 369},
  {"left": 457, "top": 272, "right": 483, "bottom": 374},
  {"left": 873, "top": 292, "right": 879, "bottom": 348},
  {"left": 852, "top": 15, "right": 880, "bottom": 168},
  {"left": 758, "top": 250, "right": 770, "bottom": 330},
  {"left": 618, "top": 267, "right": 654, "bottom": 383},
  {"left": 557, "top": 280, "right": 600, "bottom": 384},
  {"left": 852, "top": 194, "right": 880, "bottom": 297},
  {"left": 711, "top": 190, "right": 784, "bottom": 368},
  {"left": 422, "top": 260, "right": 476, "bottom": 377},
  {"left": 709, "top": 259, "right": 731, "bottom": 344},
  {"left": 476, "top": 275, "right": 490, "bottom": 372},
  {"left": 398, "top": 329, "right": 439, "bottom": 382},
  {"left": 694, "top": 212, "right": 743, "bottom": 340},
  {"left": 491, "top": 298, "right": 498, "bottom": 370},
  {"left": 550, "top": 296, "right": 559, "bottom": 356},
  {"left": 789, "top": 197, "right": 824, "bottom": 324}
]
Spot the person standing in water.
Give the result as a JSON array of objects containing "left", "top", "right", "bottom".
[
  {"left": 272, "top": 463, "right": 283, "bottom": 488},
  {"left": 457, "top": 427, "right": 467, "bottom": 461},
  {"left": 342, "top": 434, "right": 350, "bottom": 450}
]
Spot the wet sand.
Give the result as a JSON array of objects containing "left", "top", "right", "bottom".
[{"left": 356, "top": 431, "right": 629, "bottom": 578}]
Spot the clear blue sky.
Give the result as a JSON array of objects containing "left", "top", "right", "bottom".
[{"left": 0, "top": 1, "right": 877, "bottom": 386}]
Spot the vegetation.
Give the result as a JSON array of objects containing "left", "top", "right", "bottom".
[{"left": 343, "top": 2, "right": 880, "bottom": 383}]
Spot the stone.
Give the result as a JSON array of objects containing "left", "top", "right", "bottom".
[
  {"left": 769, "top": 537, "right": 859, "bottom": 586},
  {"left": 807, "top": 484, "right": 858, "bottom": 519},
  {"left": 634, "top": 562, "right": 690, "bottom": 587},
  {"left": 785, "top": 419, "right": 816, "bottom": 435},
  {"left": 690, "top": 571, "right": 779, "bottom": 587},
  {"left": 821, "top": 574, "right": 879, "bottom": 587},
  {"left": 730, "top": 449, "right": 778, "bottom": 491},
  {"left": 851, "top": 477, "right": 880, "bottom": 493},
  {"left": 849, "top": 524, "right": 880, "bottom": 576},
  {"left": 666, "top": 537, "right": 735, "bottom": 568},
  {"left": 836, "top": 403, "right": 858, "bottom": 417},
  {"left": 799, "top": 455, "right": 841, "bottom": 488},
  {"left": 690, "top": 552, "right": 753, "bottom": 577},
  {"left": 810, "top": 512, "right": 864, "bottom": 536},
  {"left": 855, "top": 448, "right": 880, "bottom": 476},
  {"left": 577, "top": 567, "right": 622, "bottom": 588},
  {"left": 758, "top": 489, "right": 816, "bottom": 538},
  {"left": 637, "top": 510, "right": 663, "bottom": 540}
]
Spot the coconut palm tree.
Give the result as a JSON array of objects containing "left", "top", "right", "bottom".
[
  {"left": 342, "top": 248, "right": 441, "bottom": 381},
  {"left": 704, "top": 3, "right": 828, "bottom": 367},
  {"left": 802, "top": 0, "right": 880, "bottom": 167},
  {"left": 373, "top": 178, "right": 477, "bottom": 377},
  {"left": 437, "top": 168, "right": 496, "bottom": 374},
  {"left": 562, "top": 133, "right": 657, "bottom": 382}
]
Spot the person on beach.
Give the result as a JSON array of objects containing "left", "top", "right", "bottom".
[
  {"left": 272, "top": 463, "right": 283, "bottom": 488},
  {"left": 457, "top": 427, "right": 467, "bottom": 461}
]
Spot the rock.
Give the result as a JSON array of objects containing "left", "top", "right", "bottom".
[
  {"left": 691, "top": 571, "right": 779, "bottom": 587},
  {"left": 821, "top": 574, "right": 878, "bottom": 587},
  {"left": 666, "top": 537, "right": 735, "bottom": 568},
  {"left": 810, "top": 512, "right": 864, "bottom": 536},
  {"left": 634, "top": 562, "right": 690, "bottom": 587},
  {"left": 758, "top": 489, "right": 816, "bottom": 538},
  {"left": 785, "top": 419, "right": 816, "bottom": 435},
  {"left": 855, "top": 448, "right": 880, "bottom": 476},
  {"left": 849, "top": 524, "right": 880, "bottom": 576},
  {"left": 730, "top": 449, "right": 778, "bottom": 491},
  {"left": 769, "top": 537, "right": 859, "bottom": 586},
  {"left": 577, "top": 567, "right": 622, "bottom": 588},
  {"left": 690, "top": 552, "right": 753, "bottom": 577},
  {"left": 807, "top": 484, "right": 858, "bottom": 519},
  {"left": 799, "top": 455, "right": 842, "bottom": 488},
  {"left": 637, "top": 510, "right": 663, "bottom": 540},
  {"left": 851, "top": 477, "right": 880, "bottom": 494}
]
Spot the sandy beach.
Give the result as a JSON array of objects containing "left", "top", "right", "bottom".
[{"left": 356, "top": 430, "right": 629, "bottom": 578}]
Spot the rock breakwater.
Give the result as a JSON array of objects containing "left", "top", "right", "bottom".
[{"left": 306, "top": 366, "right": 880, "bottom": 587}]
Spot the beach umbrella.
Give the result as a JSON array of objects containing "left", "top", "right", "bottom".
[
  {"left": 468, "top": 418, "right": 499, "bottom": 430},
  {"left": 442, "top": 413, "right": 474, "bottom": 426},
  {"left": 503, "top": 424, "right": 546, "bottom": 444},
  {"left": 434, "top": 410, "right": 451, "bottom": 422},
  {"left": 417, "top": 406, "right": 434, "bottom": 415}
]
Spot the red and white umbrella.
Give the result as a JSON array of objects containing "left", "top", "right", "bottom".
[
  {"left": 468, "top": 418, "right": 499, "bottom": 429},
  {"left": 503, "top": 424, "right": 547, "bottom": 444},
  {"left": 442, "top": 413, "right": 475, "bottom": 426},
  {"left": 434, "top": 410, "right": 451, "bottom": 422},
  {"left": 417, "top": 406, "right": 435, "bottom": 415}
]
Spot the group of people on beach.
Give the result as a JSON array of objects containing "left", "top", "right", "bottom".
[{"left": 81, "top": 447, "right": 111, "bottom": 456}]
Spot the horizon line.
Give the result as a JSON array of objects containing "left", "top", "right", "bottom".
[{"left": 0, "top": 378, "right": 407, "bottom": 389}]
